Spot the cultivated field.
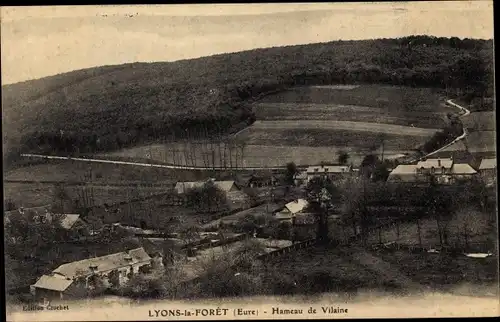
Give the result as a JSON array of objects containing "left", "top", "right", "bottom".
[
  {"left": 104, "top": 85, "right": 445, "bottom": 167},
  {"left": 440, "top": 131, "right": 496, "bottom": 154},
  {"left": 5, "top": 160, "right": 177, "bottom": 184},
  {"left": 235, "top": 121, "right": 433, "bottom": 150},
  {"left": 4, "top": 182, "right": 170, "bottom": 209},
  {"left": 258, "top": 85, "right": 448, "bottom": 113},
  {"left": 252, "top": 103, "right": 447, "bottom": 129},
  {"left": 462, "top": 112, "right": 496, "bottom": 132}
]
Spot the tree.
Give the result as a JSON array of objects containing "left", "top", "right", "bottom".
[
  {"left": 422, "top": 176, "right": 454, "bottom": 247},
  {"left": 360, "top": 154, "right": 379, "bottom": 179},
  {"left": 285, "top": 162, "right": 298, "bottom": 185},
  {"left": 305, "top": 176, "right": 340, "bottom": 244},
  {"left": 185, "top": 181, "right": 228, "bottom": 212},
  {"left": 338, "top": 151, "right": 350, "bottom": 165}
]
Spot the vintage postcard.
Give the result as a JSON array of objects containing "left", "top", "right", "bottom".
[{"left": 2, "top": 2, "right": 498, "bottom": 321}]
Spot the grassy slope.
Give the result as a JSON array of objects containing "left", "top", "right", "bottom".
[{"left": 3, "top": 37, "right": 493, "bottom": 161}]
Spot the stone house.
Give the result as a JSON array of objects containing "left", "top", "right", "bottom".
[{"left": 30, "top": 248, "right": 155, "bottom": 300}]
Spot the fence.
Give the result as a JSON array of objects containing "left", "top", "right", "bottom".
[{"left": 256, "top": 239, "right": 317, "bottom": 261}]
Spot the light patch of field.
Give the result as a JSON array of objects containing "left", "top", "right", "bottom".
[
  {"left": 103, "top": 142, "right": 407, "bottom": 168},
  {"left": 462, "top": 112, "right": 496, "bottom": 131},
  {"left": 310, "top": 85, "right": 360, "bottom": 90},
  {"left": 236, "top": 128, "right": 427, "bottom": 150},
  {"left": 246, "top": 120, "right": 436, "bottom": 137},
  {"left": 253, "top": 103, "right": 446, "bottom": 129},
  {"left": 466, "top": 131, "right": 497, "bottom": 153}
]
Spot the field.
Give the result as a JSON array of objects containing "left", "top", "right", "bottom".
[
  {"left": 253, "top": 103, "right": 447, "bottom": 128},
  {"left": 462, "top": 112, "right": 496, "bottom": 132},
  {"left": 235, "top": 121, "right": 432, "bottom": 149},
  {"left": 439, "top": 131, "right": 496, "bottom": 154},
  {"left": 104, "top": 85, "right": 445, "bottom": 167},
  {"left": 373, "top": 250, "right": 498, "bottom": 295},
  {"left": 3, "top": 182, "right": 170, "bottom": 209}
]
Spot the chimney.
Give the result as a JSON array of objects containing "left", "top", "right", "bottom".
[{"left": 438, "top": 159, "right": 441, "bottom": 167}]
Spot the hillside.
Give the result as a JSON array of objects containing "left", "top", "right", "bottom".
[{"left": 3, "top": 36, "right": 493, "bottom": 165}]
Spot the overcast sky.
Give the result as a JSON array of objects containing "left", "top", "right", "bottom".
[{"left": 1, "top": 2, "right": 494, "bottom": 85}]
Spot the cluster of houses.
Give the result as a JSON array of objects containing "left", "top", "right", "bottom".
[
  {"left": 5, "top": 156, "right": 495, "bottom": 301},
  {"left": 387, "top": 157, "right": 496, "bottom": 185}
]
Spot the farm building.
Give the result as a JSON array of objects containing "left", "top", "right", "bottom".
[
  {"left": 293, "top": 172, "right": 308, "bottom": 186},
  {"left": 478, "top": 158, "right": 497, "bottom": 186},
  {"left": 274, "top": 199, "right": 310, "bottom": 221},
  {"left": 305, "top": 164, "right": 352, "bottom": 183},
  {"left": 247, "top": 174, "right": 279, "bottom": 188},
  {"left": 30, "top": 248, "right": 157, "bottom": 300},
  {"left": 387, "top": 158, "right": 477, "bottom": 184}
]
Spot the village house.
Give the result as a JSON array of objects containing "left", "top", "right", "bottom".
[
  {"left": 273, "top": 199, "right": 311, "bottom": 222},
  {"left": 30, "top": 248, "right": 157, "bottom": 300},
  {"left": 478, "top": 157, "right": 497, "bottom": 186},
  {"left": 293, "top": 172, "right": 308, "bottom": 186},
  {"left": 387, "top": 158, "right": 477, "bottom": 184},
  {"left": 305, "top": 164, "right": 352, "bottom": 183}
]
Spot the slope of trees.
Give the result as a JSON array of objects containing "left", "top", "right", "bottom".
[{"left": 3, "top": 36, "right": 493, "bottom": 163}]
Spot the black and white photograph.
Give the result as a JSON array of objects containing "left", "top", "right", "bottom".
[{"left": 2, "top": 2, "right": 498, "bottom": 320}]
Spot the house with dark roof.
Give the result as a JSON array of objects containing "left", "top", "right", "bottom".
[{"left": 30, "top": 248, "right": 155, "bottom": 300}]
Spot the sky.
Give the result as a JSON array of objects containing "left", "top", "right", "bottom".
[{"left": 1, "top": 2, "right": 494, "bottom": 85}]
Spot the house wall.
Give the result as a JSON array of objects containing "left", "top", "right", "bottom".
[{"left": 33, "top": 288, "right": 63, "bottom": 301}]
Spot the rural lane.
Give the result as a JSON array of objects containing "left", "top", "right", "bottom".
[{"left": 413, "top": 99, "right": 471, "bottom": 161}]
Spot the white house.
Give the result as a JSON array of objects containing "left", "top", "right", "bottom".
[
  {"left": 387, "top": 158, "right": 477, "bottom": 184},
  {"left": 305, "top": 164, "right": 352, "bottom": 183}
]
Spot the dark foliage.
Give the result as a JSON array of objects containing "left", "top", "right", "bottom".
[{"left": 3, "top": 36, "right": 493, "bottom": 160}]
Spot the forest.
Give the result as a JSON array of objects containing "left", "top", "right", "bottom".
[{"left": 3, "top": 36, "right": 494, "bottom": 164}]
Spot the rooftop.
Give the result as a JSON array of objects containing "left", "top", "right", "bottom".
[
  {"left": 451, "top": 163, "right": 477, "bottom": 175},
  {"left": 284, "top": 199, "right": 309, "bottom": 214},
  {"left": 32, "top": 274, "right": 74, "bottom": 292},
  {"left": 479, "top": 158, "right": 497, "bottom": 170},
  {"left": 52, "top": 247, "right": 151, "bottom": 279}
]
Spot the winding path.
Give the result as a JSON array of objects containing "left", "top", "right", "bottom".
[{"left": 412, "top": 99, "right": 470, "bottom": 162}]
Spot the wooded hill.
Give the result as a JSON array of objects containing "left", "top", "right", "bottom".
[{"left": 3, "top": 36, "right": 493, "bottom": 164}]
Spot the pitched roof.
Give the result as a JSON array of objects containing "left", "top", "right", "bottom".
[
  {"left": 451, "top": 163, "right": 477, "bottom": 175},
  {"left": 479, "top": 158, "right": 497, "bottom": 170},
  {"left": 306, "top": 165, "right": 351, "bottom": 174},
  {"left": 284, "top": 199, "right": 309, "bottom": 214},
  {"left": 52, "top": 248, "right": 151, "bottom": 278},
  {"left": 47, "top": 214, "right": 83, "bottom": 230},
  {"left": 175, "top": 180, "right": 237, "bottom": 194},
  {"left": 32, "top": 275, "right": 74, "bottom": 292},
  {"left": 417, "top": 158, "right": 453, "bottom": 169},
  {"left": 389, "top": 165, "right": 418, "bottom": 175}
]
